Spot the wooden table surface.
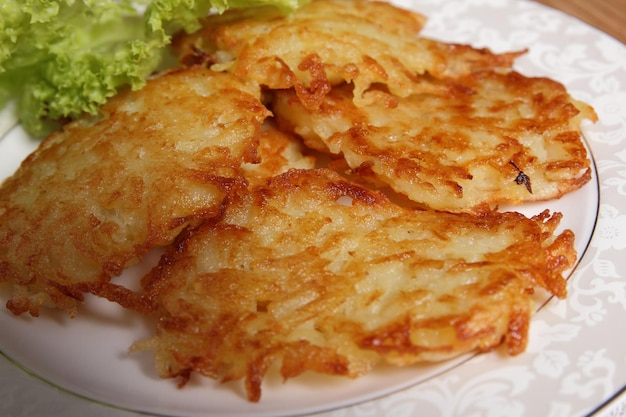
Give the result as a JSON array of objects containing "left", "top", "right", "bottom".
[{"left": 534, "top": 0, "right": 626, "bottom": 44}]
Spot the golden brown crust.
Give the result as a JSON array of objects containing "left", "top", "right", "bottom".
[
  {"left": 241, "top": 124, "right": 317, "bottom": 185},
  {"left": 172, "top": 0, "right": 521, "bottom": 107},
  {"left": 132, "top": 168, "right": 577, "bottom": 402},
  {"left": 0, "top": 67, "right": 270, "bottom": 317},
  {"left": 272, "top": 70, "right": 596, "bottom": 212}
]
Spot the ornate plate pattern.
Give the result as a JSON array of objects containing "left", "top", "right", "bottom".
[{"left": 1, "top": 0, "right": 625, "bottom": 416}]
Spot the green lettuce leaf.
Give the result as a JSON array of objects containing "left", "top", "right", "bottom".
[{"left": 0, "top": 0, "right": 308, "bottom": 137}]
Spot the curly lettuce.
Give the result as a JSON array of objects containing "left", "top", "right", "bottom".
[{"left": 0, "top": 0, "right": 308, "bottom": 137}]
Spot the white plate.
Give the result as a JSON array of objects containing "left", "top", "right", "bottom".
[{"left": 1, "top": 1, "right": 625, "bottom": 416}]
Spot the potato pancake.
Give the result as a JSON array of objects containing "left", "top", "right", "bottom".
[
  {"left": 133, "top": 168, "right": 576, "bottom": 402},
  {"left": 0, "top": 67, "right": 270, "bottom": 317},
  {"left": 172, "top": 0, "right": 522, "bottom": 108},
  {"left": 273, "top": 70, "right": 596, "bottom": 212}
]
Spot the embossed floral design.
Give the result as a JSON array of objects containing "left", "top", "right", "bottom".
[
  {"left": 526, "top": 321, "right": 580, "bottom": 379},
  {"left": 560, "top": 350, "right": 616, "bottom": 400},
  {"left": 398, "top": 367, "right": 534, "bottom": 417},
  {"left": 592, "top": 205, "right": 626, "bottom": 252},
  {"left": 592, "top": 92, "right": 626, "bottom": 129}
]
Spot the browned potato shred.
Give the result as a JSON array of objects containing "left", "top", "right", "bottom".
[{"left": 0, "top": 0, "right": 595, "bottom": 404}]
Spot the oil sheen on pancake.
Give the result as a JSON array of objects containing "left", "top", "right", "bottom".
[
  {"left": 0, "top": 66, "right": 270, "bottom": 317},
  {"left": 272, "top": 70, "right": 596, "bottom": 212},
  {"left": 132, "top": 168, "right": 577, "bottom": 402},
  {"left": 172, "top": 0, "right": 522, "bottom": 109}
]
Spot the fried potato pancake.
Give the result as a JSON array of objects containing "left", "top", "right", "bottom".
[
  {"left": 273, "top": 70, "right": 596, "bottom": 212},
  {"left": 132, "top": 168, "right": 576, "bottom": 402},
  {"left": 0, "top": 66, "right": 270, "bottom": 317},
  {"left": 172, "top": 0, "right": 522, "bottom": 108}
]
